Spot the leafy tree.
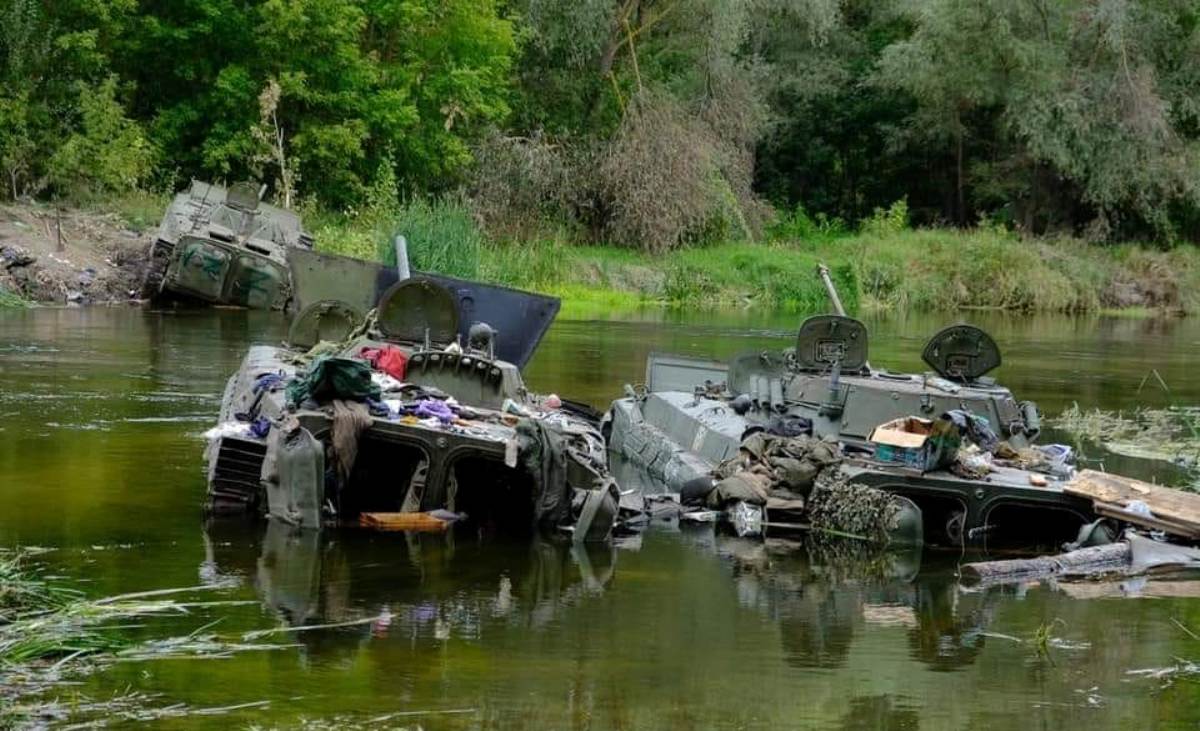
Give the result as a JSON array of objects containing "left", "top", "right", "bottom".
[{"left": 47, "top": 77, "right": 155, "bottom": 199}]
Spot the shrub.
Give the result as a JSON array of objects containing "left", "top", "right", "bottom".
[{"left": 594, "top": 92, "right": 759, "bottom": 253}]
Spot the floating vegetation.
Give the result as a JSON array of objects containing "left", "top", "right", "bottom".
[
  {"left": 0, "top": 551, "right": 291, "bottom": 727},
  {"left": 1053, "top": 404, "right": 1200, "bottom": 477}
]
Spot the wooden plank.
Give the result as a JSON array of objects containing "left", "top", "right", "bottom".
[
  {"left": 1094, "top": 502, "right": 1200, "bottom": 539},
  {"left": 360, "top": 512, "right": 448, "bottom": 532},
  {"left": 1065, "top": 469, "right": 1200, "bottom": 535}
]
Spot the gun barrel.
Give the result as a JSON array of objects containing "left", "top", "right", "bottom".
[{"left": 817, "top": 264, "right": 846, "bottom": 316}]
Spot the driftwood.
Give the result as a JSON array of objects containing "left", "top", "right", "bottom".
[{"left": 960, "top": 542, "right": 1131, "bottom": 586}]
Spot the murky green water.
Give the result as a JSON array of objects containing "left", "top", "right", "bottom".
[{"left": 4, "top": 306, "right": 1200, "bottom": 729}]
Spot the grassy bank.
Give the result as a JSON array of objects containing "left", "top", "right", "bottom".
[
  {"left": 90, "top": 192, "right": 1200, "bottom": 315},
  {"left": 308, "top": 206, "right": 1200, "bottom": 314}
]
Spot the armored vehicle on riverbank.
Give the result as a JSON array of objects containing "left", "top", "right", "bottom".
[
  {"left": 204, "top": 247, "right": 621, "bottom": 542},
  {"left": 605, "top": 266, "right": 1200, "bottom": 550},
  {"left": 142, "top": 180, "right": 313, "bottom": 309}
]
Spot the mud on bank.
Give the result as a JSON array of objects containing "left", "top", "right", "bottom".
[{"left": 0, "top": 204, "right": 148, "bottom": 306}]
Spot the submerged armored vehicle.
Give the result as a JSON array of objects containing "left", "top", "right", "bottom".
[
  {"left": 142, "top": 180, "right": 313, "bottom": 309},
  {"left": 606, "top": 266, "right": 1106, "bottom": 549},
  {"left": 204, "top": 246, "right": 621, "bottom": 541}
]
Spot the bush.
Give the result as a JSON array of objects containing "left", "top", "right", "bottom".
[
  {"left": 469, "top": 130, "right": 573, "bottom": 238},
  {"left": 595, "top": 93, "right": 758, "bottom": 253}
]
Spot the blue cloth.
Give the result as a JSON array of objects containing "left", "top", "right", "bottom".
[
  {"left": 253, "top": 372, "right": 286, "bottom": 395},
  {"left": 249, "top": 416, "right": 271, "bottom": 439}
]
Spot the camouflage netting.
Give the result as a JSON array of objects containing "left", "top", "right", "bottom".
[{"left": 806, "top": 470, "right": 904, "bottom": 544}]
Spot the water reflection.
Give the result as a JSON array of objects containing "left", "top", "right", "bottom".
[
  {"left": 202, "top": 516, "right": 1005, "bottom": 680},
  {"left": 202, "top": 519, "right": 618, "bottom": 657},
  {"left": 680, "top": 528, "right": 1007, "bottom": 674}
]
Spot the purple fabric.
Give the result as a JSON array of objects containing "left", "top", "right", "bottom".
[{"left": 415, "top": 399, "right": 455, "bottom": 423}]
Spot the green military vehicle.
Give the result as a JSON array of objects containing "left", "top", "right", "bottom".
[
  {"left": 204, "top": 246, "right": 622, "bottom": 542},
  {"left": 142, "top": 180, "right": 313, "bottom": 309},
  {"left": 604, "top": 266, "right": 1105, "bottom": 549}
]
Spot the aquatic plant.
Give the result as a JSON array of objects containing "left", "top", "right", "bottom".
[
  {"left": 1053, "top": 404, "right": 1200, "bottom": 484},
  {"left": 0, "top": 550, "right": 291, "bottom": 726},
  {"left": 1032, "top": 618, "right": 1067, "bottom": 664}
]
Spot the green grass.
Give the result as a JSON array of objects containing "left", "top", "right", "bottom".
[
  {"left": 110, "top": 188, "right": 1199, "bottom": 314},
  {"left": 99, "top": 189, "right": 171, "bottom": 233},
  {"left": 0, "top": 286, "right": 26, "bottom": 307},
  {"left": 310, "top": 197, "right": 483, "bottom": 279}
]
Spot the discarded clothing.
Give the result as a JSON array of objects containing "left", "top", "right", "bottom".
[
  {"left": 331, "top": 399, "right": 372, "bottom": 486},
  {"left": 516, "top": 417, "right": 572, "bottom": 527},
  {"left": 203, "top": 421, "right": 253, "bottom": 441},
  {"left": 253, "top": 372, "right": 286, "bottom": 395},
  {"left": 707, "top": 471, "right": 771, "bottom": 508},
  {"left": 286, "top": 355, "right": 381, "bottom": 407},
  {"left": 415, "top": 398, "right": 455, "bottom": 424},
  {"left": 942, "top": 409, "right": 999, "bottom": 453},
  {"left": 249, "top": 416, "right": 272, "bottom": 439},
  {"left": 261, "top": 424, "right": 324, "bottom": 527},
  {"left": 360, "top": 345, "right": 408, "bottom": 381},
  {"left": 716, "top": 432, "right": 841, "bottom": 499},
  {"left": 766, "top": 415, "right": 812, "bottom": 438}
]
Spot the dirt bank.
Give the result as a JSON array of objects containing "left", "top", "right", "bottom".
[{"left": 0, "top": 204, "right": 148, "bottom": 305}]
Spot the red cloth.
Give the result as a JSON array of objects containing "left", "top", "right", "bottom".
[{"left": 359, "top": 345, "right": 408, "bottom": 380}]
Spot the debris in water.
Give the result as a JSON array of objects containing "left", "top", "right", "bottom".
[{"left": 1053, "top": 404, "right": 1200, "bottom": 480}]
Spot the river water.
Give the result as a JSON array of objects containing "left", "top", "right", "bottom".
[{"left": 3, "top": 306, "right": 1200, "bottom": 728}]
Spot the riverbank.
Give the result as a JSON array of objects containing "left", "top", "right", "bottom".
[
  {"left": 323, "top": 224, "right": 1200, "bottom": 315},
  {"left": 3, "top": 195, "right": 1197, "bottom": 316},
  {"left": 301, "top": 197, "right": 1200, "bottom": 314},
  {"left": 0, "top": 200, "right": 153, "bottom": 306}
]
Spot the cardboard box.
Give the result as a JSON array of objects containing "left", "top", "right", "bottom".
[{"left": 869, "top": 416, "right": 956, "bottom": 472}]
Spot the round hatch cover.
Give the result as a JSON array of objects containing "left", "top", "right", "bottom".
[
  {"left": 288, "top": 300, "right": 363, "bottom": 349},
  {"left": 921, "top": 324, "right": 1001, "bottom": 381},
  {"left": 794, "top": 315, "right": 869, "bottom": 372},
  {"left": 377, "top": 276, "right": 460, "bottom": 344}
]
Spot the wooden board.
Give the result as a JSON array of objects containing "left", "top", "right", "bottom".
[
  {"left": 360, "top": 512, "right": 448, "bottom": 532},
  {"left": 1066, "top": 469, "right": 1200, "bottom": 538}
]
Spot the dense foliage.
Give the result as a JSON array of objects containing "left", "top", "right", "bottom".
[{"left": 1, "top": 0, "right": 1198, "bottom": 246}]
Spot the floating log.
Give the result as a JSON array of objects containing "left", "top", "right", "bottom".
[{"left": 960, "top": 542, "right": 1131, "bottom": 586}]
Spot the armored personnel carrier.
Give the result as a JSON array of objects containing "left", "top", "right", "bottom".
[
  {"left": 605, "top": 266, "right": 1140, "bottom": 549},
  {"left": 142, "top": 180, "right": 313, "bottom": 309},
  {"left": 204, "top": 247, "right": 621, "bottom": 542}
]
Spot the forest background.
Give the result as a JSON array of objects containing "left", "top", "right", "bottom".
[{"left": 2, "top": 0, "right": 1200, "bottom": 312}]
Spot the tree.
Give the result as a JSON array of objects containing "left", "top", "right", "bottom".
[{"left": 47, "top": 77, "right": 155, "bottom": 200}]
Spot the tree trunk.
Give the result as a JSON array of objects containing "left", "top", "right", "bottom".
[
  {"left": 961, "top": 542, "right": 1131, "bottom": 586},
  {"left": 1024, "top": 160, "right": 1038, "bottom": 234},
  {"left": 588, "top": 0, "right": 640, "bottom": 120},
  {"left": 955, "top": 112, "right": 965, "bottom": 226}
]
